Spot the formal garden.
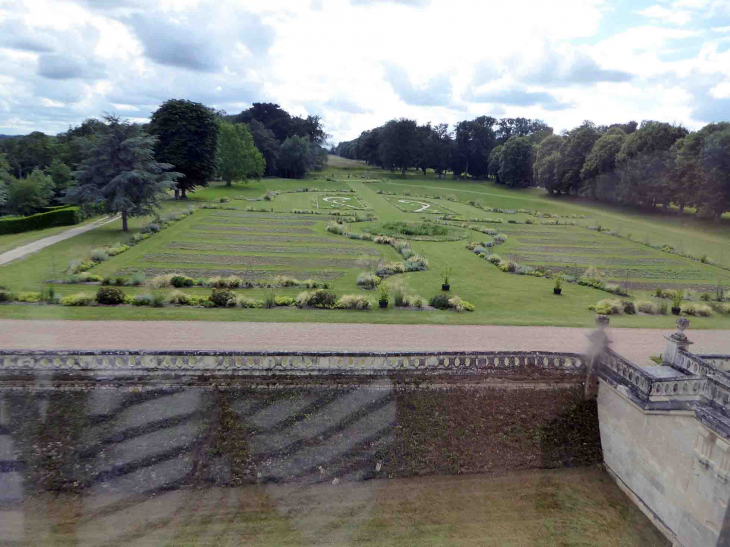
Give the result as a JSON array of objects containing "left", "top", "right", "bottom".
[{"left": 1, "top": 154, "right": 729, "bottom": 327}]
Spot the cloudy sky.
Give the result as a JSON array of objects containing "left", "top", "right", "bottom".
[{"left": 1, "top": 0, "right": 729, "bottom": 143}]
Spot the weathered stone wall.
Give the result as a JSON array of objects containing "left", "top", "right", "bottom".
[{"left": 596, "top": 321, "right": 730, "bottom": 547}]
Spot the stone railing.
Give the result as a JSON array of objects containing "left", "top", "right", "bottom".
[
  {"left": 599, "top": 348, "right": 656, "bottom": 399},
  {"left": 695, "top": 354, "right": 730, "bottom": 372},
  {"left": 674, "top": 349, "right": 724, "bottom": 378},
  {"left": 0, "top": 349, "right": 585, "bottom": 379}
]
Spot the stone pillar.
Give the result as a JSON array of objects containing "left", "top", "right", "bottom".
[
  {"left": 663, "top": 317, "right": 693, "bottom": 366},
  {"left": 585, "top": 315, "right": 610, "bottom": 399}
]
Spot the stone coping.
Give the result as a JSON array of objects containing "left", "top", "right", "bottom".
[{"left": 0, "top": 349, "right": 586, "bottom": 377}]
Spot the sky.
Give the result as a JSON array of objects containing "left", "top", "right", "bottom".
[{"left": 0, "top": 0, "right": 729, "bottom": 144}]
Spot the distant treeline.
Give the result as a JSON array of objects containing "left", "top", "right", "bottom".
[{"left": 335, "top": 117, "right": 730, "bottom": 219}]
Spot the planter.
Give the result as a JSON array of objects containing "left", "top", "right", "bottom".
[
  {"left": 379, "top": 300, "right": 388, "bottom": 309},
  {"left": 553, "top": 288, "right": 562, "bottom": 295},
  {"left": 442, "top": 284, "right": 450, "bottom": 291},
  {"left": 671, "top": 307, "right": 681, "bottom": 316}
]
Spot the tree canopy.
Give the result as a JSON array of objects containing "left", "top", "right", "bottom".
[
  {"left": 216, "top": 121, "right": 265, "bottom": 185},
  {"left": 66, "top": 115, "right": 181, "bottom": 231}
]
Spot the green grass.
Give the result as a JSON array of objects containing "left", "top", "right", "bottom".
[
  {"left": 0, "top": 215, "right": 103, "bottom": 255},
  {"left": 16, "top": 468, "right": 668, "bottom": 546},
  {"left": 1, "top": 159, "right": 730, "bottom": 328}
]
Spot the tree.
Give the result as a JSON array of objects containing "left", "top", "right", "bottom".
[
  {"left": 697, "top": 127, "right": 730, "bottom": 219},
  {"left": 556, "top": 122, "right": 600, "bottom": 194},
  {"left": 426, "top": 123, "right": 452, "bottom": 178},
  {"left": 216, "top": 121, "right": 265, "bottom": 185},
  {"left": 533, "top": 135, "right": 563, "bottom": 192},
  {"left": 44, "top": 158, "right": 74, "bottom": 203},
  {"left": 66, "top": 116, "right": 181, "bottom": 231},
  {"left": 670, "top": 122, "right": 730, "bottom": 215},
  {"left": 488, "top": 145, "right": 503, "bottom": 183},
  {"left": 247, "top": 120, "right": 280, "bottom": 177},
  {"left": 149, "top": 99, "right": 218, "bottom": 199},
  {"left": 451, "top": 116, "right": 497, "bottom": 179},
  {"left": 6, "top": 169, "right": 54, "bottom": 216},
  {"left": 0, "top": 153, "right": 10, "bottom": 206},
  {"left": 379, "top": 118, "right": 419, "bottom": 176},
  {"left": 580, "top": 131, "right": 625, "bottom": 200},
  {"left": 498, "top": 137, "right": 534, "bottom": 188},
  {"left": 278, "top": 136, "right": 326, "bottom": 179},
  {"left": 616, "top": 121, "right": 688, "bottom": 208},
  {"left": 234, "top": 103, "right": 295, "bottom": 143}
]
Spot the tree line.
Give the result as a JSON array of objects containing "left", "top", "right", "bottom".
[
  {"left": 0, "top": 100, "right": 329, "bottom": 229},
  {"left": 336, "top": 117, "right": 730, "bottom": 219}
]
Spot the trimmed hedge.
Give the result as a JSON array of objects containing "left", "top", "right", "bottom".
[{"left": 0, "top": 207, "right": 83, "bottom": 235}]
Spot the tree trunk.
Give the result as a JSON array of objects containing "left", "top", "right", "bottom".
[
  {"left": 174, "top": 188, "right": 179, "bottom": 200},
  {"left": 181, "top": 188, "right": 187, "bottom": 199},
  {"left": 401, "top": 167, "right": 406, "bottom": 177},
  {"left": 679, "top": 203, "right": 685, "bottom": 216},
  {"left": 226, "top": 180, "right": 232, "bottom": 187},
  {"left": 122, "top": 209, "right": 128, "bottom": 232}
]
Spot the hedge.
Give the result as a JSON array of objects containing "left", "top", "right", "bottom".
[{"left": 0, "top": 207, "right": 83, "bottom": 235}]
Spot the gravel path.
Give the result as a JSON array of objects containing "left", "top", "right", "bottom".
[
  {"left": 1, "top": 320, "right": 727, "bottom": 364},
  {"left": 0, "top": 215, "right": 118, "bottom": 266}
]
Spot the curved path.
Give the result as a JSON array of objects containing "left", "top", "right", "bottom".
[
  {"left": 0, "top": 215, "right": 118, "bottom": 266},
  {"left": 0, "top": 320, "right": 727, "bottom": 365}
]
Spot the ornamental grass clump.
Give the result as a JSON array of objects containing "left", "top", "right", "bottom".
[
  {"left": 404, "top": 255, "right": 428, "bottom": 271},
  {"left": 275, "top": 296, "right": 295, "bottom": 306},
  {"left": 356, "top": 272, "right": 381, "bottom": 289},
  {"left": 335, "top": 295, "right": 372, "bottom": 310},
  {"left": 407, "top": 295, "right": 427, "bottom": 309},
  {"left": 637, "top": 300, "right": 660, "bottom": 314},
  {"left": 682, "top": 303, "right": 712, "bottom": 317},
  {"left": 60, "top": 293, "right": 94, "bottom": 306},
  {"left": 234, "top": 296, "right": 263, "bottom": 309},
  {"left": 326, "top": 221, "right": 347, "bottom": 235},
  {"left": 393, "top": 283, "right": 407, "bottom": 307},
  {"left": 296, "top": 289, "right": 337, "bottom": 309},
  {"left": 149, "top": 273, "right": 176, "bottom": 289},
  {"left": 132, "top": 293, "right": 154, "bottom": 306},
  {"left": 589, "top": 299, "right": 624, "bottom": 315},
  {"left": 168, "top": 290, "right": 192, "bottom": 305},
  {"left": 90, "top": 248, "right": 109, "bottom": 262},
  {"left": 210, "top": 288, "right": 236, "bottom": 307},
  {"left": 448, "top": 296, "right": 475, "bottom": 312}
]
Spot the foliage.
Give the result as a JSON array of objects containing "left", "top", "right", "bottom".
[
  {"left": 589, "top": 299, "right": 624, "bottom": 315},
  {"left": 335, "top": 294, "right": 372, "bottom": 310},
  {"left": 96, "top": 286, "right": 126, "bottom": 305},
  {"left": 378, "top": 281, "right": 390, "bottom": 302},
  {"left": 448, "top": 296, "right": 475, "bottom": 312},
  {"left": 682, "top": 303, "right": 712, "bottom": 317},
  {"left": 356, "top": 272, "right": 381, "bottom": 289},
  {"left": 66, "top": 115, "right": 181, "bottom": 231},
  {"left": 296, "top": 289, "right": 337, "bottom": 309},
  {"left": 442, "top": 266, "right": 452, "bottom": 285},
  {"left": 216, "top": 121, "right": 265, "bottom": 185},
  {"left": 393, "top": 283, "right": 407, "bottom": 307},
  {"left": 5, "top": 168, "right": 55, "bottom": 216},
  {"left": 278, "top": 135, "right": 327, "bottom": 179},
  {"left": 60, "top": 293, "right": 94, "bottom": 306},
  {"left": 210, "top": 288, "right": 236, "bottom": 307},
  {"left": 671, "top": 289, "right": 685, "bottom": 309},
  {"left": 149, "top": 99, "right": 219, "bottom": 198},
  {"left": 498, "top": 136, "right": 534, "bottom": 188},
  {"left": 171, "top": 275, "right": 195, "bottom": 288},
  {"left": 379, "top": 118, "right": 420, "bottom": 176},
  {"left": 429, "top": 294, "right": 451, "bottom": 310},
  {"left": 0, "top": 206, "right": 81, "bottom": 235}
]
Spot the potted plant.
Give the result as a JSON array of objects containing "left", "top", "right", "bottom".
[
  {"left": 442, "top": 266, "right": 452, "bottom": 291},
  {"left": 554, "top": 276, "right": 562, "bottom": 295},
  {"left": 378, "top": 281, "right": 389, "bottom": 309},
  {"left": 671, "top": 289, "right": 684, "bottom": 316}
]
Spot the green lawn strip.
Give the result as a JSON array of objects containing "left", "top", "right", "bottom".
[
  {"left": 0, "top": 215, "right": 105, "bottom": 255},
  {"left": 163, "top": 241, "right": 382, "bottom": 256}
]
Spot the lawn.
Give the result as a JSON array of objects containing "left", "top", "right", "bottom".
[
  {"left": 14, "top": 468, "right": 668, "bottom": 546},
  {"left": 1, "top": 157, "right": 729, "bottom": 328}
]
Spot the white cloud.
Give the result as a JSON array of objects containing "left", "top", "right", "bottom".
[
  {"left": 637, "top": 5, "right": 692, "bottom": 25},
  {"left": 710, "top": 82, "right": 730, "bottom": 99}
]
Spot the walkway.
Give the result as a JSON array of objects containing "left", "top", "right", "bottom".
[
  {"left": 0, "top": 320, "right": 727, "bottom": 364},
  {"left": 0, "top": 215, "right": 118, "bottom": 266}
]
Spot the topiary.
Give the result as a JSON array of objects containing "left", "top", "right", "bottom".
[{"left": 96, "top": 286, "right": 126, "bottom": 305}]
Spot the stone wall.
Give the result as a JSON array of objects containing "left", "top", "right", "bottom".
[{"left": 596, "top": 320, "right": 730, "bottom": 547}]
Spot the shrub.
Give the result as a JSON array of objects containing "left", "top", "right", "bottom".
[
  {"left": 336, "top": 295, "right": 372, "bottom": 310},
  {"left": 168, "top": 290, "right": 192, "bottom": 305},
  {"left": 583, "top": 266, "right": 603, "bottom": 281},
  {"left": 637, "top": 300, "right": 658, "bottom": 314},
  {"left": 448, "top": 296, "right": 475, "bottom": 312},
  {"left": 17, "top": 292, "right": 42, "bottom": 303},
  {"left": 224, "top": 276, "right": 242, "bottom": 288},
  {"left": 429, "top": 294, "right": 451, "bottom": 310},
  {"left": 210, "top": 288, "right": 236, "bottom": 307},
  {"left": 700, "top": 293, "right": 712, "bottom": 301},
  {"left": 274, "top": 275, "right": 299, "bottom": 287},
  {"left": 499, "top": 260, "right": 517, "bottom": 273},
  {"left": 404, "top": 255, "right": 428, "bottom": 271},
  {"left": 275, "top": 296, "right": 295, "bottom": 306},
  {"left": 473, "top": 246, "right": 487, "bottom": 255},
  {"left": 590, "top": 299, "right": 623, "bottom": 315},
  {"left": 171, "top": 275, "right": 194, "bottom": 288},
  {"left": 141, "top": 222, "right": 160, "bottom": 234},
  {"left": 376, "top": 262, "right": 406, "bottom": 277},
  {"left": 129, "top": 272, "right": 146, "bottom": 286},
  {"left": 326, "top": 221, "right": 347, "bottom": 235},
  {"left": 148, "top": 273, "right": 175, "bottom": 289},
  {"left": 0, "top": 206, "right": 83, "bottom": 235},
  {"left": 487, "top": 254, "right": 502, "bottom": 264},
  {"left": 408, "top": 295, "right": 427, "bottom": 309},
  {"left": 296, "top": 289, "right": 337, "bottom": 309},
  {"left": 263, "top": 292, "right": 276, "bottom": 309},
  {"left": 671, "top": 289, "right": 685, "bottom": 309},
  {"left": 132, "top": 294, "right": 154, "bottom": 306},
  {"left": 79, "top": 273, "right": 104, "bottom": 283},
  {"left": 356, "top": 272, "right": 381, "bottom": 289},
  {"left": 377, "top": 281, "right": 390, "bottom": 303},
  {"left": 107, "top": 244, "right": 129, "bottom": 256},
  {"left": 96, "top": 286, "right": 125, "bottom": 305},
  {"left": 60, "top": 292, "right": 94, "bottom": 306},
  {"left": 494, "top": 233, "right": 507, "bottom": 244},
  {"left": 622, "top": 300, "right": 636, "bottom": 314},
  {"left": 90, "top": 248, "right": 109, "bottom": 262},
  {"left": 658, "top": 301, "right": 669, "bottom": 315},
  {"left": 0, "top": 290, "right": 15, "bottom": 302},
  {"left": 682, "top": 303, "right": 712, "bottom": 317},
  {"left": 234, "top": 296, "right": 262, "bottom": 308}
]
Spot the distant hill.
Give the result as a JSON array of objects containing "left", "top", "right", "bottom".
[{"left": 0, "top": 134, "right": 18, "bottom": 140}]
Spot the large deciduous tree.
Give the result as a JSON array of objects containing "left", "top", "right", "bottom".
[
  {"left": 149, "top": 99, "right": 218, "bottom": 199},
  {"left": 580, "top": 130, "right": 625, "bottom": 200},
  {"left": 66, "top": 116, "right": 181, "bottom": 231},
  {"left": 278, "top": 136, "right": 327, "bottom": 179},
  {"left": 698, "top": 127, "right": 730, "bottom": 219},
  {"left": 556, "top": 122, "right": 600, "bottom": 194},
  {"left": 499, "top": 137, "right": 534, "bottom": 188},
  {"left": 488, "top": 145, "right": 503, "bottom": 183},
  {"left": 5, "top": 169, "right": 54, "bottom": 216},
  {"left": 533, "top": 135, "right": 564, "bottom": 192},
  {"left": 216, "top": 121, "right": 265, "bottom": 185},
  {"left": 379, "top": 118, "right": 419, "bottom": 176}
]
